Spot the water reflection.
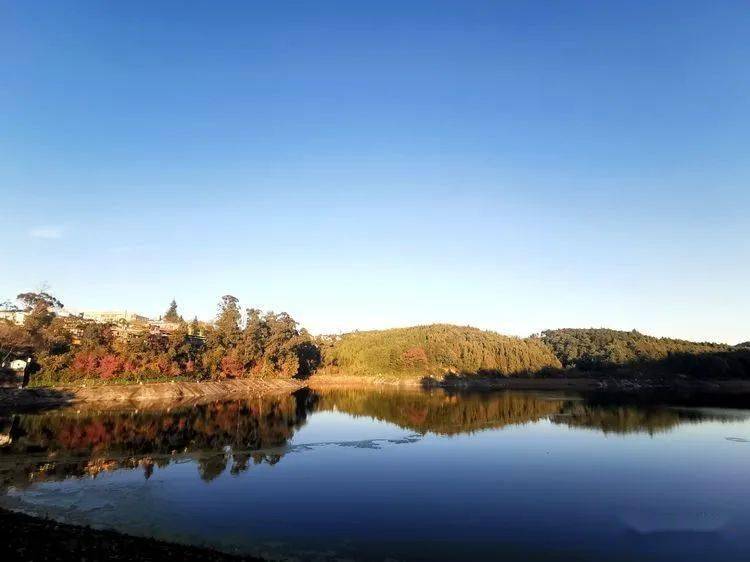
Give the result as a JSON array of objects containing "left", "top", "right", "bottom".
[
  {"left": 0, "top": 389, "right": 318, "bottom": 488},
  {"left": 316, "top": 386, "right": 748, "bottom": 436},
  {"left": 1, "top": 387, "right": 747, "bottom": 489}
]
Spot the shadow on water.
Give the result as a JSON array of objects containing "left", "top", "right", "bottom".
[
  {"left": 1, "top": 386, "right": 748, "bottom": 490},
  {"left": 0, "top": 386, "right": 77, "bottom": 414}
]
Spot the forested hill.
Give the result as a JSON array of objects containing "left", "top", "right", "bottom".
[
  {"left": 541, "top": 328, "right": 729, "bottom": 368},
  {"left": 318, "top": 325, "right": 750, "bottom": 380},
  {"left": 318, "top": 324, "right": 561, "bottom": 378},
  {"left": 541, "top": 328, "right": 749, "bottom": 377}
]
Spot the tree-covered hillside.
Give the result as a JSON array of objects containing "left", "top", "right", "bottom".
[
  {"left": 541, "top": 328, "right": 728, "bottom": 369},
  {"left": 541, "top": 328, "right": 750, "bottom": 378},
  {"left": 319, "top": 324, "right": 561, "bottom": 378}
]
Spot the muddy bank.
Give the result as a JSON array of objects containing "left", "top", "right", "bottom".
[
  {"left": 0, "top": 507, "right": 262, "bottom": 561},
  {"left": 0, "top": 379, "right": 304, "bottom": 412}
]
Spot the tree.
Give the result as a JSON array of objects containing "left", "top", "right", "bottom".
[
  {"left": 261, "top": 312, "right": 318, "bottom": 378},
  {"left": 16, "top": 291, "right": 64, "bottom": 312},
  {"left": 214, "top": 295, "right": 242, "bottom": 348},
  {"left": 0, "top": 320, "right": 32, "bottom": 364},
  {"left": 189, "top": 316, "right": 202, "bottom": 337},
  {"left": 202, "top": 295, "right": 243, "bottom": 378},
  {"left": 17, "top": 292, "right": 69, "bottom": 358},
  {"left": 237, "top": 308, "right": 268, "bottom": 370},
  {"left": 164, "top": 299, "right": 181, "bottom": 322}
]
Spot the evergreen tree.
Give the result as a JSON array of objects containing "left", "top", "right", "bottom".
[
  {"left": 214, "top": 295, "right": 242, "bottom": 348},
  {"left": 189, "top": 316, "right": 202, "bottom": 337},
  {"left": 164, "top": 299, "right": 181, "bottom": 322}
]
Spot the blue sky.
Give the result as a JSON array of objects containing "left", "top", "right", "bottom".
[{"left": 2, "top": 1, "right": 748, "bottom": 343}]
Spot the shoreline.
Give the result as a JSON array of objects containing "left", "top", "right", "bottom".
[
  {"left": 308, "top": 374, "right": 606, "bottom": 390},
  {"left": 307, "top": 374, "right": 750, "bottom": 393},
  {"left": 0, "top": 507, "right": 261, "bottom": 561},
  {"left": 2, "top": 375, "right": 750, "bottom": 411},
  {"left": 0, "top": 378, "right": 304, "bottom": 412}
]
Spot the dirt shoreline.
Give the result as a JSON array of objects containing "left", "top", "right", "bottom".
[{"left": 0, "top": 378, "right": 304, "bottom": 412}]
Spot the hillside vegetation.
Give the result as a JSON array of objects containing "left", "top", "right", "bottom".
[
  {"left": 1, "top": 291, "right": 319, "bottom": 384},
  {"left": 319, "top": 326, "right": 750, "bottom": 380},
  {"left": 318, "top": 324, "right": 561, "bottom": 378},
  {"left": 541, "top": 328, "right": 750, "bottom": 378}
]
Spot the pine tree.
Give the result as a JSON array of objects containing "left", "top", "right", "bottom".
[{"left": 164, "top": 299, "right": 181, "bottom": 322}]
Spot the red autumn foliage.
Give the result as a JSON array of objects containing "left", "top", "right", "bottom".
[
  {"left": 220, "top": 354, "right": 245, "bottom": 378},
  {"left": 97, "top": 354, "right": 124, "bottom": 379},
  {"left": 402, "top": 346, "right": 429, "bottom": 369},
  {"left": 71, "top": 352, "right": 99, "bottom": 378}
]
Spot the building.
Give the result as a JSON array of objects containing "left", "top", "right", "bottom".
[
  {"left": 9, "top": 359, "right": 28, "bottom": 372},
  {"left": 78, "top": 310, "right": 152, "bottom": 324},
  {"left": 151, "top": 320, "right": 182, "bottom": 334},
  {"left": 0, "top": 357, "right": 29, "bottom": 389},
  {"left": 0, "top": 308, "right": 72, "bottom": 324},
  {"left": 0, "top": 309, "right": 27, "bottom": 324}
]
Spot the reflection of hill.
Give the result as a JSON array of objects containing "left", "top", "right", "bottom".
[
  {"left": 316, "top": 387, "right": 749, "bottom": 437},
  {"left": 552, "top": 404, "right": 684, "bottom": 435},
  {"left": 0, "top": 389, "right": 317, "bottom": 487},
  {"left": 552, "top": 399, "right": 747, "bottom": 435},
  {"left": 315, "top": 387, "right": 565, "bottom": 435}
]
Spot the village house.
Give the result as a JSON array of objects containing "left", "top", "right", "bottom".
[
  {"left": 78, "top": 310, "right": 152, "bottom": 324},
  {"left": 0, "top": 309, "right": 27, "bottom": 325}
]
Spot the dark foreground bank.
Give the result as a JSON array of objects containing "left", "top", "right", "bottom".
[{"left": 0, "top": 508, "right": 262, "bottom": 561}]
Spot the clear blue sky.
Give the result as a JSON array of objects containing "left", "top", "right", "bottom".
[{"left": 2, "top": 1, "right": 748, "bottom": 343}]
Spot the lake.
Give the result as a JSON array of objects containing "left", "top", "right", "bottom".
[{"left": 1, "top": 386, "right": 749, "bottom": 561}]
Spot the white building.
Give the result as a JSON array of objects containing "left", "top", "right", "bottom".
[
  {"left": 9, "top": 359, "right": 28, "bottom": 372},
  {"left": 78, "top": 310, "right": 152, "bottom": 324},
  {"left": 0, "top": 309, "right": 27, "bottom": 324}
]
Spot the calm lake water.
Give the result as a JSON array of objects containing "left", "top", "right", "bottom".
[{"left": 1, "top": 387, "right": 749, "bottom": 561}]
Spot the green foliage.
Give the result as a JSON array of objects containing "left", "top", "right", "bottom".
[
  {"left": 319, "top": 324, "right": 561, "bottom": 378},
  {"left": 541, "top": 328, "right": 750, "bottom": 378},
  {"left": 541, "top": 328, "right": 729, "bottom": 369}
]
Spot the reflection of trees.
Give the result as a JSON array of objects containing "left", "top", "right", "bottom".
[
  {"left": 551, "top": 401, "right": 742, "bottom": 435},
  {"left": 315, "top": 387, "right": 565, "bottom": 435},
  {"left": 552, "top": 404, "right": 683, "bottom": 435},
  {"left": 315, "top": 387, "right": 747, "bottom": 436},
  {"left": 1, "top": 388, "right": 746, "bottom": 489},
  {"left": 0, "top": 389, "right": 316, "bottom": 488}
]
